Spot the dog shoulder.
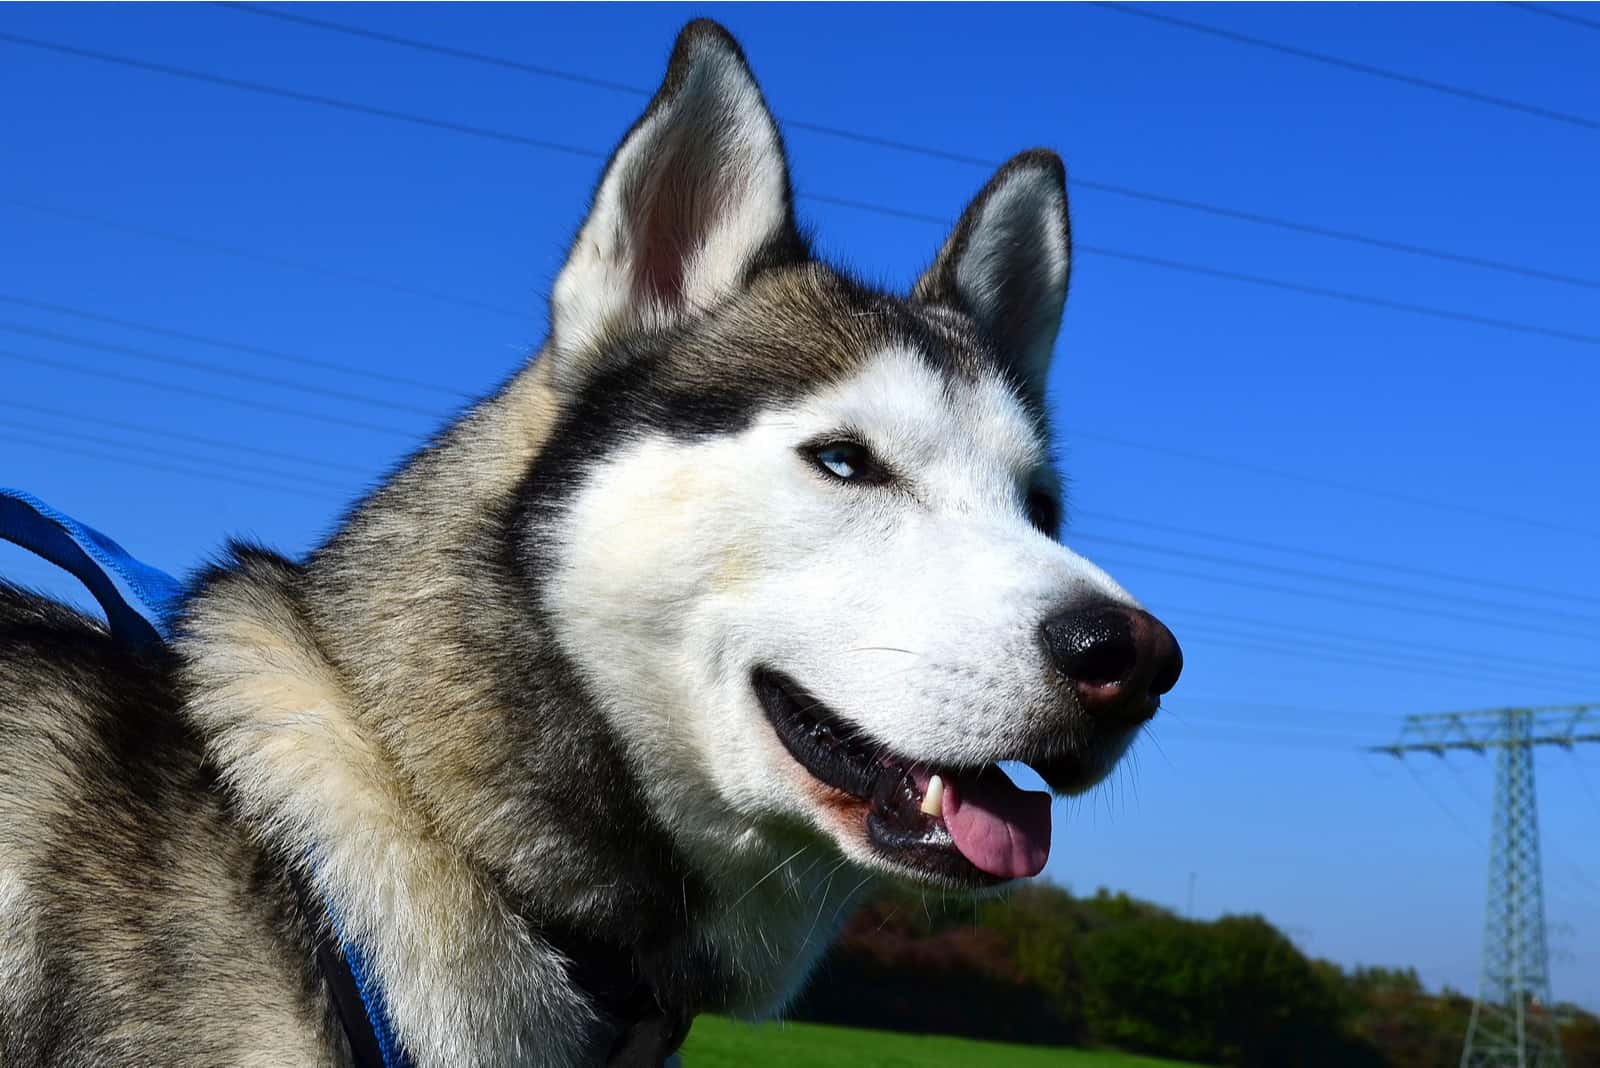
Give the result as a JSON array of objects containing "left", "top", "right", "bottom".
[
  {"left": 0, "top": 580, "right": 338, "bottom": 1066},
  {"left": 0, "top": 581, "right": 173, "bottom": 824}
]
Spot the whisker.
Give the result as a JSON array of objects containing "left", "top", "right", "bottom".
[
  {"left": 1139, "top": 723, "right": 1174, "bottom": 771},
  {"left": 726, "top": 845, "right": 810, "bottom": 912},
  {"left": 800, "top": 856, "right": 854, "bottom": 949},
  {"left": 830, "top": 874, "right": 875, "bottom": 926}
]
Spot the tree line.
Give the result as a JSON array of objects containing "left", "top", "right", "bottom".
[{"left": 788, "top": 882, "right": 1600, "bottom": 1067}]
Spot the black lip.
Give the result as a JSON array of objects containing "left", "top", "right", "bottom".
[
  {"left": 752, "top": 668, "right": 1006, "bottom": 887},
  {"left": 752, "top": 668, "right": 882, "bottom": 797}
]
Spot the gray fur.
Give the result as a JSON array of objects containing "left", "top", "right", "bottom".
[{"left": 0, "top": 19, "right": 1131, "bottom": 1068}]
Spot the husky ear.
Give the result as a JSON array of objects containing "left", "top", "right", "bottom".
[
  {"left": 913, "top": 150, "right": 1070, "bottom": 401},
  {"left": 547, "top": 20, "right": 801, "bottom": 385}
]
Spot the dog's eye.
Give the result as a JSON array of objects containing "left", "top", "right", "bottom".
[
  {"left": 1026, "top": 492, "right": 1060, "bottom": 536},
  {"left": 805, "top": 441, "right": 888, "bottom": 485}
]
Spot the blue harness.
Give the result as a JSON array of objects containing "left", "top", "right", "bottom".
[{"left": 0, "top": 487, "right": 413, "bottom": 1068}]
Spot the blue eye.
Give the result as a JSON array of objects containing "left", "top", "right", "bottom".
[
  {"left": 817, "top": 445, "right": 861, "bottom": 479},
  {"left": 804, "top": 440, "right": 888, "bottom": 485}
]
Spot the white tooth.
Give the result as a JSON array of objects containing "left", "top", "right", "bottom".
[{"left": 920, "top": 774, "right": 945, "bottom": 818}]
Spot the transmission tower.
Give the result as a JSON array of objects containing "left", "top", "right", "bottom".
[{"left": 1371, "top": 703, "right": 1599, "bottom": 1068}]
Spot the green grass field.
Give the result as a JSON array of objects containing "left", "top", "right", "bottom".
[{"left": 681, "top": 1016, "right": 1208, "bottom": 1068}]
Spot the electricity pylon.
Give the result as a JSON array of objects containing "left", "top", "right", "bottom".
[{"left": 1371, "top": 703, "right": 1599, "bottom": 1068}]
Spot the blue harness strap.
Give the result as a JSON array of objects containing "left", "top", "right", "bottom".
[
  {"left": 0, "top": 487, "right": 183, "bottom": 646},
  {"left": 0, "top": 487, "right": 412, "bottom": 1068}
]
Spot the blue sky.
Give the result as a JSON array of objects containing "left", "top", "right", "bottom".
[{"left": 2, "top": 3, "right": 1597, "bottom": 1010}]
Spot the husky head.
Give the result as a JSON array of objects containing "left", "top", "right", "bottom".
[{"left": 528, "top": 21, "right": 1181, "bottom": 892}]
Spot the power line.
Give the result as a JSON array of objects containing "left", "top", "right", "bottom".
[
  {"left": 0, "top": 321, "right": 451, "bottom": 420},
  {"left": 820, "top": 188, "right": 1600, "bottom": 350},
  {"left": 1097, "top": 552, "right": 1600, "bottom": 643},
  {"left": 1, "top": 432, "right": 343, "bottom": 503},
  {"left": 0, "top": 347, "right": 417, "bottom": 439},
  {"left": 1188, "top": 628, "right": 1590, "bottom": 695},
  {"left": 7, "top": 423, "right": 1590, "bottom": 688},
  {"left": 1179, "top": 626, "right": 1589, "bottom": 694},
  {"left": 1068, "top": 243, "right": 1600, "bottom": 349},
  {"left": 9, "top": 337, "right": 1587, "bottom": 684},
  {"left": 1177, "top": 695, "right": 1374, "bottom": 719},
  {"left": 5, "top": 317, "right": 1588, "bottom": 563},
  {"left": 211, "top": 2, "right": 654, "bottom": 98},
  {"left": 0, "top": 30, "right": 610, "bottom": 158},
  {"left": 1076, "top": 508, "right": 1600, "bottom": 609},
  {"left": 1569, "top": 755, "right": 1600, "bottom": 824},
  {"left": 3, "top": 33, "right": 1587, "bottom": 578},
  {"left": 1398, "top": 759, "right": 1483, "bottom": 843},
  {"left": 8, "top": 17, "right": 1593, "bottom": 760},
  {"left": 1068, "top": 182, "right": 1600, "bottom": 294},
  {"left": 1150, "top": 731, "right": 1349, "bottom": 753},
  {"left": 1165, "top": 710, "right": 1480, "bottom": 752},
  {"left": 0, "top": 398, "right": 372, "bottom": 477},
  {"left": 1075, "top": 531, "right": 1600, "bottom": 629},
  {"left": 1173, "top": 616, "right": 1600, "bottom": 688},
  {"left": 1167, "top": 605, "right": 1600, "bottom": 684},
  {"left": 9, "top": 317, "right": 1599, "bottom": 646},
  {"left": 10, "top": 318, "right": 1594, "bottom": 669},
  {"left": 1162, "top": 711, "right": 1370, "bottom": 742},
  {"left": 11, "top": 302, "right": 1593, "bottom": 594},
  {"left": 195, "top": 3, "right": 960, "bottom": 176},
  {"left": 0, "top": 292, "right": 474, "bottom": 398},
  {"left": 1067, "top": 429, "right": 1600, "bottom": 541},
  {"left": 4, "top": 294, "right": 1591, "bottom": 554},
  {"left": 213, "top": 1, "right": 1600, "bottom": 293},
  {"left": 10, "top": 249, "right": 1588, "bottom": 549},
  {"left": 7, "top": 30, "right": 1600, "bottom": 357},
  {"left": 2, "top": 200, "right": 529, "bottom": 321},
  {"left": 5, "top": 330, "right": 1594, "bottom": 641},
  {"left": 0, "top": 416, "right": 353, "bottom": 494},
  {"left": 8, "top": 342, "right": 1582, "bottom": 682},
  {"left": 1436, "top": 772, "right": 1600, "bottom": 922},
  {"left": 806, "top": 196, "right": 1600, "bottom": 349},
  {"left": 35, "top": 383, "right": 1560, "bottom": 689},
  {"left": 1504, "top": 1, "right": 1600, "bottom": 32},
  {"left": 11, "top": 357, "right": 1594, "bottom": 669},
  {"left": 1152, "top": 722, "right": 1358, "bottom": 752},
  {"left": 1092, "top": 2, "right": 1600, "bottom": 133}
]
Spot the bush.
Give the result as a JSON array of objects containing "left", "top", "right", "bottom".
[
  {"left": 788, "top": 880, "right": 1596, "bottom": 1068},
  {"left": 1074, "top": 912, "right": 1381, "bottom": 1067}
]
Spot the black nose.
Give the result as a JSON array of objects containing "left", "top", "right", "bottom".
[{"left": 1040, "top": 603, "right": 1182, "bottom": 722}]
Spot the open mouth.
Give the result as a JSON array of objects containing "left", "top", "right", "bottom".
[{"left": 753, "top": 668, "right": 1054, "bottom": 888}]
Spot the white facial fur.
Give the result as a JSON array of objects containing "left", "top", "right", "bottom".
[{"left": 545, "top": 346, "right": 1139, "bottom": 890}]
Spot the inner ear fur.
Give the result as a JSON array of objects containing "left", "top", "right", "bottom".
[
  {"left": 547, "top": 20, "right": 805, "bottom": 389},
  {"left": 913, "top": 149, "right": 1071, "bottom": 402}
]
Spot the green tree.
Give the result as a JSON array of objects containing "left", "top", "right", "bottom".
[{"left": 1075, "top": 912, "right": 1381, "bottom": 1067}]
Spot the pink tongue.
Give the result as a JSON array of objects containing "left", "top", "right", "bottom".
[{"left": 943, "top": 767, "right": 1052, "bottom": 879}]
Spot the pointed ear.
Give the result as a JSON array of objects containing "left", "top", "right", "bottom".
[
  {"left": 547, "top": 20, "right": 802, "bottom": 387},
  {"left": 912, "top": 150, "right": 1071, "bottom": 401}
]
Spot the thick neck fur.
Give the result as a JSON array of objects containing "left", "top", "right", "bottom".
[{"left": 177, "top": 356, "right": 867, "bottom": 1068}]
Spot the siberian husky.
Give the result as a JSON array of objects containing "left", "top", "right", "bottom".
[{"left": 0, "top": 19, "right": 1180, "bottom": 1068}]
